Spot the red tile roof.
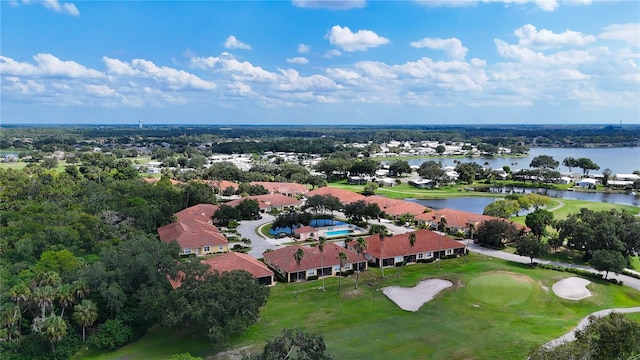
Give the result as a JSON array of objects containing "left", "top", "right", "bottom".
[
  {"left": 226, "top": 193, "right": 301, "bottom": 209},
  {"left": 263, "top": 243, "right": 361, "bottom": 273},
  {"left": 306, "top": 187, "right": 366, "bottom": 204},
  {"left": 363, "top": 196, "right": 431, "bottom": 216},
  {"left": 415, "top": 208, "right": 526, "bottom": 231},
  {"left": 157, "top": 218, "right": 228, "bottom": 248},
  {"left": 294, "top": 226, "right": 316, "bottom": 235},
  {"left": 168, "top": 252, "right": 273, "bottom": 289},
  {"left": 384, "top": 201, "right": 430, "bottom": 217},
  {"left": 250, "top": 181, "right": 309, "bottom": 195},
  {"left": 175, "top": 203, "right": 219, "bottom": 222},
  {"left": 349, "top": 229, "right": 465, "bottom": 259},
  {"left": 203, "top": 252, "right": 274, "bottom": 279},
  {"left": 204, "top": 179, "right": 239, "bottom": 191}
]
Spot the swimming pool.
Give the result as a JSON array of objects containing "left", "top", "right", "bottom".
[
  {"left": 326, "top": 229, "right": 351, "bottom": 237},
  {"left": 269, "top": 218, "right": 347, "bottom": 235}
]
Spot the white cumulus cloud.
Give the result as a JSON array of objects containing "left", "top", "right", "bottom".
[
  {"left": 326, "top": 25, "right": 389, "bottom": 52},
  {"left": 599, "top": 23, "right": 640, "bottom": 47},
  {"left": 42, "top": 0, "right": 79, "bottom": 15},
  {"left": 224, "top": 35, "right": 252, "bottom": 50},
  {"left": 298, "top": 44, "right": 311, "bottom": 53},
  {"left": 0, "top": 53, "right": 104, "bottom": 78},
  {"left": 514, "top": 24, "right": 596, "bottom": 49},
  {"left": 287, "top": 57, "right": 309, "bottom": 64},
  {"left": 292, "top": 0, "right": 366, "bottom": 10},
  {"left": 410, "top": 37, "right": 468, "bottom": 60},
  {"left": 324, "top": 49, "right": 342, "bottom": 58},
  {"left": 415, "top": 0, "right": 563, "bottom": 11}
]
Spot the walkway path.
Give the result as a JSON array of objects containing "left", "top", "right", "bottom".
[
  {"left": 543, "top": 306, "right": 640, "bottom": 349},
  {"left": 547, "top": 199, "right": 565, "bottom": 212}
]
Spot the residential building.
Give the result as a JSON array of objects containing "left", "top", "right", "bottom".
[
  {"left": 263, "top": 243, "right": 367, "bottom": 282},
  {"left": 347, "top": 229, "right": 466, "bottom": 268}
]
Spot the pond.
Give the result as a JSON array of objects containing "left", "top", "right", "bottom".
[{"left": 406, "top": 188, "right": 640, "bottom": 214}]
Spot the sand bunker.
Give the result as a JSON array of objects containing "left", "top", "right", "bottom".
[
  {"left": 552, "top": 277, "right": 592, "bottom": 300},
  {"left": 382, "top": 279, "right": 453, "bottom": 312}
]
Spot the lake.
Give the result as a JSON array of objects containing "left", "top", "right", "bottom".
[
  {"left": 405, "top": 147, "right": 640, "bottom": 175},
  {"left": 406, "top": 189, "right": 640, "bottom": 213}
]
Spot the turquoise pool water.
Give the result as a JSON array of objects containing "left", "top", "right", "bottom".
[{"left": 326, "top": 229, "right": 351, "bottom": 236}]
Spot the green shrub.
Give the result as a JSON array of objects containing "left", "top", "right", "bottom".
[{"left": 88, "top": 319, "right": 134, "bottom": 351}]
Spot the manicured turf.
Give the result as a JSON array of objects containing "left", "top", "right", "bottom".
[
  {"left": 467, "top": 272, "right": 533, "bottom": 306},
  {"left": 630, "top": 256, "right": 640, "bottom": 271},
  {"left": 87, "top": 254, "right": 640, "bottom": 360}
]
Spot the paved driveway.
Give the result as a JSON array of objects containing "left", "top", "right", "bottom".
[{"left": 236, "top": 213, "right": 298, "bottom": 258}]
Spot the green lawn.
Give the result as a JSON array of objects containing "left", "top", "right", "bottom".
[
  {"left": 631, "top": 256, "right": 640, "bottom": 271},
  {"left": 87, "top": 254, "right": 640, "bottom": 360}
]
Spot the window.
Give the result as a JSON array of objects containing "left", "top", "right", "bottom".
[
  {"left": 203, "top": 246, "right": 210, "bottom": 252},
  {"left": 418, "top": 253, "right": 424, "bottom": 259},
  {"left": 333, "top": 265, "right": 340, "bottom": 272},
  {"left": 426, "top": 252, "right": 432, "bottom": 258},
  {"left": 446, "top": 249, "right": 453, "bottom": 255},
  {"left": 219, "top": 245, "right": 223, "bottom": 251},
  {"left": 307, "top": 269, "right": 315, "bottom": 276},
  {"left": 183, "top": 248, "right": 191, "bottom": 254}
]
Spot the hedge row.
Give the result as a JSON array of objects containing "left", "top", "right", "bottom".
[{"left": 535, "top": 263, "right": 624, "bottom": 285}]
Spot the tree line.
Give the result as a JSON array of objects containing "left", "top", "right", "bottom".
[{"left": 0, "top": 162, "right": 268, "bottom": 359}]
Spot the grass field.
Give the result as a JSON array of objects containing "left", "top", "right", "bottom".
[
  {"left": 85, "top": 254, "right": 640, "bottom": 360},
  {"left": 631, "top": 256, "right": 640, "bottom": 271}
]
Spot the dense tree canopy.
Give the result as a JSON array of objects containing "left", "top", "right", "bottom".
[
  {"left": 475, "top": 219, "right": 519, "bottom": 249},
  {"left": 242, "top": 328, "right": 333, "bottom": 360},
  {"left": 556, "top": 208, "right": 639, "bottom": 258},
  {"left": 529, "top": 312, "right": 640, "bottom": 360}
]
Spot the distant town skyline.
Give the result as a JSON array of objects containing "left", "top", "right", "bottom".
[{"left": 1, "top": 0, "right": 639, "bottom": 125}]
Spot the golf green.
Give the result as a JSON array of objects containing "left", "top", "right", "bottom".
[{"left": 468, "top": 272, "right": 533, "bottom": 306}]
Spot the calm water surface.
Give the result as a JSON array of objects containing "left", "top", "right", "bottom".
[{"left": 406, "top": 147, "right": 640, "bottom": 175}]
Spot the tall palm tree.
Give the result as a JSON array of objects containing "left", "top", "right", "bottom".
[
  {"left": 466, "top": 221, "right": 475, "bottom": 265},
  {"left": 379, "top": 231, "right": 386, "bottom": 278},
  {"left": 293, "top": 248, "right": 305, "bottom": 299},
  {"left": 9, "top": 283, "right": 30, "bottom": 337},
  {"left": 437, "top": 217, "right": 446, "bottom": 271},
  {"left": 337, "top": 252, "right": 347, "bottom": 295},
  {"left": 57, "top": 284, "right": 74, "bottom": 317},
  {"left": 396, "top": 232, "right": 416, "bottom": 277},
  {"left": 318, "top": 237, "right": 327, "bottom": 292},
  {"left": 437, "top": 216, "right": 447, "bottom": 233},
  {"left": 43, "top": 315, "right": 67, "bottom": 355},
  {"left": 72, "top": 300, "right": 98, "bottom": 342},
  {"left": 354, "top": 237, "right": 368, "bottom": 289}
]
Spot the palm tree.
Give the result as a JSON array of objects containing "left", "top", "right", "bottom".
[
  {"left": 318, "top": 237, "right": 327, "bottom": 292},
  {"left": 437, "top": 216, "right": 447, "bottom": 233},
  {"left": 72, "top": 300, "right": 98, "bottom": 342},
  {"left": 408, "top": 232, "right": 417, "bottom": 263},
  {"left": 9, "top": 283, "right": 31, "bottom": 337},
  {"left": 379, "top": 231, "right": 386, "bottom": 278},
  {"left": 466, "top": 221, "right": 475, "bottom": 265},
  {"left": 293, "top": 248, "right": 305, "bottom": 299},
  {"left": 354, "top": 237, "right": 368, "bottom": 289},
  {"left": 57, "top": 284, "right": 74, "bottom": 317},
  {"left": 43, "top": 315, "right": 67, "bottom": 355},
  {"left": 337, "top": 252, "right": 347, "bottom": 295},
  {"left": 437, "top": 217, "right": 446, "bottom": 271}
]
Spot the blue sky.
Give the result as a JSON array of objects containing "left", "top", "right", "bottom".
[{"left": 1, "top": 0, "right": 639, "bottom": 125}]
